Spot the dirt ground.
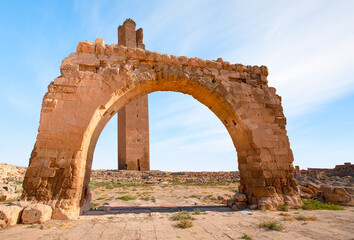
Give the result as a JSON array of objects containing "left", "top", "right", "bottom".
[{"left": 1, "top": 182, "right": 353, "bottom": 240}]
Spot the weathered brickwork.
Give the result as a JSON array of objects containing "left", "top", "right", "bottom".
[
  {"left": 22, "top": 19, "right": 300, "bottom": 218},
  {"left": 117, "top": 19, "right": 149, "bottom": 171}
]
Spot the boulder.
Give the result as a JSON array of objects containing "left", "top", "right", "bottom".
[
  {"left": 249, "top": 204, "right": 258, "bottom": 210},
  {"left": 308, "top": 182, "right": 321, "bottom": 194},
  {"left": 22, "top": 204, "right": 52, "bottom": 224},
  {"left": 233, "top": 193, "right": 247, "bottom": 202},
  {"left": 320, "top": 185, "right": 353, "bottom": 205},
  {"left": 0, "top": 205, "right": 23, "bottom": 227},
  {"left": 234, "top": 202, "right": 248, "bottom": 210},
  {"left": 226, "top": 199, "right": 236, "bottom": 207},
  {"left": 299, "top": 185, "right": 315, "bottom": 195},
  {"left": 231, "top": 205, "right": 239, "bottom": 211}
]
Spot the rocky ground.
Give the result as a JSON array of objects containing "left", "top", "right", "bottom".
[{"left": 0, "top": 163, "right": 353, "bottom": 240}]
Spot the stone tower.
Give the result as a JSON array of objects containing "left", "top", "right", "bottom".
[{"left": 117, "top": 19, "right": 150, "bottom": 171}]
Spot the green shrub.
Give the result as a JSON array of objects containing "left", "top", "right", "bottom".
[
  {"left": 295, "top": 215, "right": 307, "bottom": 221},
  {"left": 278, "top": 204, "right": 289, "bottom": 211},
  {"left": 259, "top": 219, "right": 284, "bottom": 231},
  {"left": 193, "top": 208, "right": 201, "bottom": 215},
  {"left": 171, "top": 211, "right": 195, "bottom": 221},
  {"left": 177, "top": 219, "right": 193, "bottom": 228},
  {"left": 302, "top": 200, "right": 344, "bottom": 210},
  {"left": 295, "top": 215, "right": 319, "bottom": 221},
  {"left": 90, "top": 202, "right": 99, "bottom": 209},
  {"left": 116, "top": 195, "right": 136, "bottom": 201}
]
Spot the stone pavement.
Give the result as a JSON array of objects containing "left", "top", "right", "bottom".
[{"left": 1, "top": 208, "right": 353, "bottom": 240}]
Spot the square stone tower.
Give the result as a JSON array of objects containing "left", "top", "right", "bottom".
[{"left": 117, "top": 19, "right": 150, "bottom": 171}]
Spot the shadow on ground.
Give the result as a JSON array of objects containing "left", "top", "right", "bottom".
[{"left": 83, "top": 205, "right": 232, "bottom": 215}]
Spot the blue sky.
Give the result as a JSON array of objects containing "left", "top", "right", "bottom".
[{"left": 0, "top": 0, "right": 353, "bottom": 171}]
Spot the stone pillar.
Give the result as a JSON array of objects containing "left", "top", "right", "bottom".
[
  {"left": 117, "top": 19, "right": 150, "bottom": 171},
  {"left": 294, "top": 166, "right": 301, "bottom": 177}
]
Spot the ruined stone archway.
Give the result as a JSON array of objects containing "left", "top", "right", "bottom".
[{"left": 22, "top": 27, "right": 300, "bottom": 219}]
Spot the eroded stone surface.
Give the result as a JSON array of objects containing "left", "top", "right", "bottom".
[
  {"left": 21, "top": 203, "right": 52, "bottom": 224},
  {"left": 0, "top": 205, "right": 22, "bottom": 227},
  {"left": 22, "top": 19, "right": 300, "bottom": 218}
]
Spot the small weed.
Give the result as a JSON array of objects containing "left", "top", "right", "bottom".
[
  {"left": 90, "top": 202, "right": 99, "bottom": 209},
  {"left": 307, "top": 216, "right": 319, "bottom": 221},
  {"left": 279, "top": 213, "right": 290, "bottom": 216},
  {"left": 295, "top": 215, "right": 307, "bottom": 221},
  {"left": 302, "top": 200, "right": 344, "bottom": 210},
  {"left": 295, "top": 215, "right": 319, "bottom": 221},
  {"left": 281, "top": 216, "right": 295, "bottom": 221},
  {"left": 278, "top": 204, "right": 289, "bottom": 211},
  {"left": 140, "top": 196, "right": 150, "bottom": 201},
  {"left": 27, "top": 224, "right": 38, "bottom": 228},
  {"left": 117, "top": 191, "right": 129, "bottom": 194},
  {"left": 204, "top": 194, "right": 216, "bottom": 200},
  {"left": 259, "top": 219, "right": 284, "bottom": 231},
  {"left": 171, "top": 211, "right": 195, "bottom": 221},
  {"left": 241, "top": 233, "right": 253, "bottom": 240},
  {"left": 189, "top": 194, "right": 201, "bottom": 199},
  {"left": 177, "top": 219, "right": 193, "bottom": 228},
  {"left": 193, "top": 208, "right": 201, "bottom": 215},
  {"left": 116, "top": 195, "right": 136, "bottom": 201}
]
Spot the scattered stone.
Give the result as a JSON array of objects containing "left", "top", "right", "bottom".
[
  {"left": 320, "top": 185, "right": 353, "bottom": 205},
  {"left": 249, "top": 204, "right": 258, "bottom": 210},
  {"left": 103, "top": 205, "right": 110, "bottom": 211},
  {"left": 0, "top": 205, "right": 22, "bottom": 227},
  {"left": 234, "top": 202, "right": 248, "bottom": 210},
  {"left": 233, "top": 193, "right": 247, "bottom": 202},
  {"left": 231, "top": 205, "right": 238, "bottom": 211},
  {"left": 217, "top": 196, "right": 225, "bottom": 201},
  {"left": 22, "top": 204, "right": 52, "bottom": 224},
  {"left": 226, "top": 199, "right": 236, "bottom": 208}
]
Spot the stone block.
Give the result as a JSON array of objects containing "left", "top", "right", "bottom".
[
  {"left": 234, "top": 201, "right": 248, "bottom": 210},
  {"left": 77, "top": 40, "right": 95, "bottom": 53},
  {"left": 95, "top": 38, "right": 105, "bottom": 54},
  {"left": 226, "top": 199, "right": 236, "bottom": 207},
  {"left": 22, "top": 204, "right": 53, "bottom": 224},
  {"left": 0, "top": 205, "right": 22, "bottom": 227},
  {"left": 233, "top": 193, "right": 247, "bottom": 202}
]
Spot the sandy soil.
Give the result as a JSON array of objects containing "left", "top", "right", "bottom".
[{"left": 1, "top": 182, "right": 353, "bottom": 240}]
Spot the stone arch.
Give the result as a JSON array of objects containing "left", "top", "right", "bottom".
[{"left": 22, "top": 38, "right": 300, "bottom": 218}]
